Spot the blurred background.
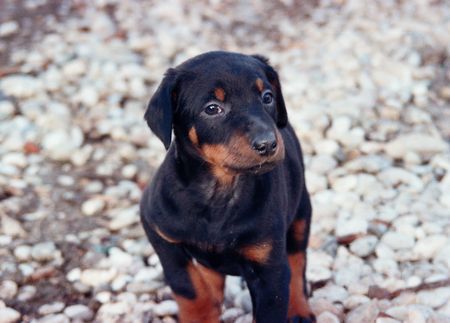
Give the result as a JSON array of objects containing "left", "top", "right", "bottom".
[{"left": 0, "top": 0, "right": 450, "bottom": 322}]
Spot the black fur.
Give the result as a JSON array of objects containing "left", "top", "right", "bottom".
[{"left": 141, "top": 51, "right": 314, "bottom": 323}]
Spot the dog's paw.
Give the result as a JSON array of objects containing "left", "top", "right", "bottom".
[{"left": 287, "top": 314, "right": 316, "bottom": 323}]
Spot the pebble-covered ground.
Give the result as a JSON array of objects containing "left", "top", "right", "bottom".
[{"left": 1, "top": 0, "right": 450, "bottom": 322}]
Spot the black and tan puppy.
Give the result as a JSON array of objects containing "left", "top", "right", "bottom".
[{"left": 140, "top": 51, "right": 314, "bottom": 323}]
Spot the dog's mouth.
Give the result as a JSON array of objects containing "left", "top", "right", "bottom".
[{"left": 225, "top": 160, "right": 281, "bottom": 175}]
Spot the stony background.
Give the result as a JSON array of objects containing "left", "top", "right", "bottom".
[{"left": 0, "top": 0, "right": 450, "bottom": 322}]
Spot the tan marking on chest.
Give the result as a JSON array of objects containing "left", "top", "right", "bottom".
[{"left": 240, "top": 241, "right": 273, "bottom": 263}]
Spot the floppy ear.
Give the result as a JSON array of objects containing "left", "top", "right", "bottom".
[
  {"left": 252, "top": 55, "right": 288, "bottom": 128},
  {"left": 144, "top": 68, "right": 178, "bottom": 150}
]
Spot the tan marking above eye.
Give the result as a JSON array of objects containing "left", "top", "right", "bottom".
[
  {"left": 255, "top": 78, "right": 264, "bottom": 92},
  {"left": 214, "top": 88, "right": 225, "bottom": 102}
]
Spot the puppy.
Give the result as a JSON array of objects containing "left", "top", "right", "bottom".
[{"left": 140, "top": 51, "right": 314, "bottom": 323}]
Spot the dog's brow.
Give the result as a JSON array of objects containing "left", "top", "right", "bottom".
[
  {"left": 255, "top": 78, "right": 264, "bottom": 92},
  {"left": 214, "top": 88, "right": 225, "bottom": 101}
]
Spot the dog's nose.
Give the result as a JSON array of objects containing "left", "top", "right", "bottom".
[{"left": 251, "top": 132, "right": 277, "bottom": 156}]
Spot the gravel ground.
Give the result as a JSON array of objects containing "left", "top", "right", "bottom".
[{"left": 1, "top": 0, "right": 450, "bottom": 322}]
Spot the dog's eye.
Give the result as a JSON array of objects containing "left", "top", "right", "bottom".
[
  {"left": 204, "top": 104, "right": 223, "bottom": 115},
  {"left": 262, "top": 91, "right": 273, "bottom": 104}
]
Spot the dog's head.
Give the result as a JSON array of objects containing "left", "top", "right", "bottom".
[{"left": 145, "top": 51, "right": 287, "bottom": 177}]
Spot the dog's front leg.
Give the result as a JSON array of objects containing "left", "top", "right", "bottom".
[
  {"left": 142, "top": 223, "right": 224, "bottom": 323},
  {"left": 242, "top": 261, "right": 291, "bottom": 323}
]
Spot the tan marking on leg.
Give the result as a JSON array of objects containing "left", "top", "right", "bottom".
[
  {"left": 292, "top": 219, "right": 306, "bottom": 243},
  {"left": 154, "top": 226, "right": 180, "bottom": 244},
  {"left": 240, "top": 241, "right": 272, "bottom": 263},
  {"left": 255, "top": 78, "right": 264, "bottom": 92},
  {"left": 174, "top": 262, "right": 224, "bottom": 323},
  {"left": 288, "top": 251, "right": 313, "bottom": 318},
  {"left": 214, "top": 88, "right": 225, "bottom": 102},
  {"left": 188, "top": 127, "right": 199, "bottom": 146}
]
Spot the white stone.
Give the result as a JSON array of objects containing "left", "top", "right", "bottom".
[
  {"left": 121, "top": 164, "right": 138, "bottom": 179},
  {"left": 0, "top": 280, "right": 18, "bottom": 300},
  {"left": 96, "top": 302, "right": 131, "bottom": 321},
  {"left": 378, "top": 168, "right": 424, "bottom": 192},
  {"left": 373, "top": 258, "right": 398, "bottom": 276},
  {"left": 38, "top": 302, "right": 65, "bottom": 315},
  {"left": 310, "top": 155, "right": 337, "bottom": 175},
  {"left": 64, "top": 304, "right": 93, "bottom": 320},
  {"left": 314, "top": 139, "right": 340, "bottom": 155},
  {"left": 314, "top": 285, "right": 349, "bottom": 303},
  {"left": 345, "top": 301, "right": 379, "bottom": 323},
  {"left": 108, "top": 207, "right": 140, "bottom": 231},
  {"left": 317, "top": 311, "right": 340, "bottom": 323},
  {"left": 305, "top": 171, "right": 327, "bottom": 194},
  {"left": 350, "top": 235, "right": 378, "bottom": 257},
  {"left": 381, "top": 232, "right": 415, "bottom": 250},
  {"left": 66, "top": 268, "right": 82, "bottom": 282},
  {"left": 413, "top": 235, "right": 447, "bottom": 259},
  {"left": 80, "top": 268, "right": 117, "bottom": 287},
  {"left": 0, "top": 101, "right": 15, "bottom": 120},
  {"left": 81, "top": 198, "right": 105, "bottom": 216},
  {"left": 0, "top": 75, "right": 42, "bottom": 98},
  {"left": 0, "top": 21, "right": 19, "bottom": 37},
  {"left": 37, "top": 313, "right": 69, "bottom": 323},
  {"left": 0, "top": 307, "right": 21, "bottom": 323},
  {"left": 153, "top": 300, "right": 178, "bottom": 316},
  {"left": 385, "top": 134, "right": 447, "bottom": 159},
  {"left": 1, "top": 215, "right": 26, "bottom": 238},
  {"left": 416, "top": 288, "right": 450, "bottom": 309},
  {"left": 335, "top": 215, "right": 368, "bottom": 238},
  {"left": 42, "top": 127, "right": 84, "bottom": 161},
  {"left": 31, "top": 241, "right": 58, "bottom": 261}
]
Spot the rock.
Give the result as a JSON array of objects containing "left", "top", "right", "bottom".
[
  {"left": 317, "top": 311, "right": 340, "bottom": 323},
  {"left": 42, "top": 128, "right": 84, "bottom": 161},
  {"left": 376, "top": 318, "right": 401, "bottom": 323},
  {"left": 0, "top": 75, "right": 42, "bottom": 98},
  {"left": 66, "top": 267, "right": 82, "bottom": 282},
  {"left": 310, "top": 155, "right": 338, "bottom": 175},
  {"left": 31, "top": 241, "right": 58, "bottom": 262},
  {"left": 413, "top": 235, "right": 447, "bottom": 259},
  {"left": 221, "top": 308, "right": 245, "bottom": 323},
  {"left": 80, "top": 268, "right": 117, "bottom": 287},
  {"left": 0, "top": 21, "right": 19, "bottom": 37},
  {"left": 305, "top": 171, "right": 327, "bottom": 194},
  {"left": 234, "top": 289, "right": 252, "bottom": 313},
  {"left": 37, "top": 313, "right": 69, "bottom": 323},
  {"left": 0, "top": 280, "right": 18, "bottom": 300},
  {"left": 335, "top": 214, "right": 368, "bottom": 238},
  {"left": 314, "top": 285, "right": 349, "bottom": 303},
  {"left": 64, "top": 304, "right": 93, "bottom": 320},
  {"left": 235, "top": 314, "right": 253, "bottom": 323},
  {"left": 153, "top": 300, "right": 178, "bottom": 316},
  {"left": 0, "top": 307, "right": 21, "bottom": 323},
  {"left": 38, "top": 302, "right": 65, "bottom": 315},
  {"left": 121, "top": 164, "right": 138, "bottom": 179},
  {"left": 378, "top": 168, "right": 424, "bottom": 192},
  {"left": 381, "top": 232, "right": 415, "bottom": 250},
  {"left": 350, "top": 235, "right": 378, "bottom": 257},
  {"left": 81, "top": 198, "right": 106, "bottom": 216},
  {"left": 0, "top": 215, "right": 26, "bottom": 238},
  {"left": 416, "top": 288, "right": 450, "bottom": 309},
  {"left": 0, "top": 101, "right": 15, "bottom": 120},
  {"left": 96, "top": 302, "right": 131, "bottom": 322},
  {"left": 314, "top": 139, "right": 340, "bottom": 155},
  {"left": 373, "top": 258, "right": 398, "bottom": 276},
  {"left": 385, "top": 134, "right": 447, "bottom": 159},
  {"left": 345, "top": 301, "right": 379, "bottom": 323},
  {"left": 108, "top": 206, "right": 140, "bottom": 231}
]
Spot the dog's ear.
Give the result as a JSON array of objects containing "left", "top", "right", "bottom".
[
  {"left": 144, "top": 68, "right": 178, "bottom": 150},
  {"left": 252, "top": 55, "right": 288, "bottom": 128}
]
